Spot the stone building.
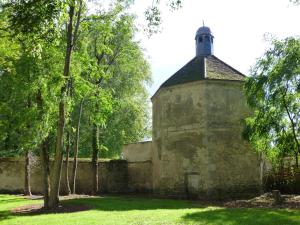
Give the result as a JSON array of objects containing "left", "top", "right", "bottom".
[
  {"left": 0, "top": 26, "right": 263, "bottom": 198},
  {"left": 125, "top": 25, "right": 262, "bottom": 200}
]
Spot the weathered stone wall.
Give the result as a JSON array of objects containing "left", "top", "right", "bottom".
[
  {"left": 123, "top": 141, "right": 152, "bottom": 162},
  {"left": 123, "top": 141, "right": 153, "bottom": 193},
  {"left": 152, "top": 80, "right": 262, "bottom": 200},
  {"left": 0, "top": 158, "right": 151, "bottom": 194},
  {"left": 127, "top": 161, "right": 152, "bottom": 193}
]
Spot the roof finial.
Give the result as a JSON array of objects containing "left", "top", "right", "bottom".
[{"left": 202, "top": 20, "right": 205, "bottom": 27}]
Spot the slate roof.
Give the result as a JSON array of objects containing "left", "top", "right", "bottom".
[{"left": 160, "top": 55, "right": 246, "bottom": 88}]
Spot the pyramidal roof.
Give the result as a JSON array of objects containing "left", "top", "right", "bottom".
[{"left": 160, "top": 55, "right": 246, "bottom": 88}]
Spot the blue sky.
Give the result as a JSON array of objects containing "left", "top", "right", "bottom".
[{"left": 131, "top": 0, "right": 300, "bottom": 96}]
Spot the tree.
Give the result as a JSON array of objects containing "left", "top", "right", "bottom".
[
  {"left": 48, "top": 0, "right": 84, "bottom": 208},
  {"left": 0, "top": 7, "right": 60, "bottom": 199},
  {"left": 0, "top": 0, "right": 168, "bottom": 208},
  {"left": 143, "top": 0, "right": 182, "bottom": 35},
  {"left": 0, "top": 0, "right": 66, "bottom": 208},
  {"left": 243, "top": 37, "right": 300, "bottom": 168}
]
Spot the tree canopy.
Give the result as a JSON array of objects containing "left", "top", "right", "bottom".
[
  {"left": 243, "top": 37, "right": 300, "bottom": 168},
  {"left": 0, "top": 0, "right": 152, "bottom": 208}
]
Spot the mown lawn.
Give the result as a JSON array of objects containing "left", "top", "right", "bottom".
[{"left": 0, "top": 194, "right": 299, "bottom": 225}]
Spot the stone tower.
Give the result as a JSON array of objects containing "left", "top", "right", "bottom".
[{"left": 151, "top": 25, "right": 261, "bottom": 200}]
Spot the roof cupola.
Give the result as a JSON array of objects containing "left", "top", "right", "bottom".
[{"left": 195, "top": 25, "right": 214, "bottom": 56}]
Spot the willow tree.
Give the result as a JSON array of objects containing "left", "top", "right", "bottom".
[{"left": 243, "top": 37, "right": 300, "bottom": 168}]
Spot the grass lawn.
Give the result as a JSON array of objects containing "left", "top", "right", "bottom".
[{"left": 0, "top": 194, "right": 299, "bottom": 225}]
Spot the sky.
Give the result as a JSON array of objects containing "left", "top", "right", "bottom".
[{"left": 130, "top": 0, "right": 300, "bottom": 96}]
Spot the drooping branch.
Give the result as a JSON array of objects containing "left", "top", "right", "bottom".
[{"left": 282, "top": 84, "right": 300, "bottom": 156}]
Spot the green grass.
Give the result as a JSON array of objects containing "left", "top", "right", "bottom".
[{"left": 0, "top": 194, "right": 299, "bottom": 225}]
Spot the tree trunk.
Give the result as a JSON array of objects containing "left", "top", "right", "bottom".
[
  {"left": 71, "top": 99, "right": 84, "bottom": 194},
  {"left": 65, "top": 131, "right": 71, "bottom": 195},
  {"left": 92, "top": 123, "right": 99, "bottom": 195},
  {"left": 40, "top": 137, "right": 51, "bottom": 209},
  {"left": 49, "top": 101, "right": 66, "bottom": 208},
  {"left": 36, "top": 89, "right": 51, "bottom": 209},
  {"left": 48, "top": 3, "right": 75, "bottom": 209},
  {"left": 24, "top": 151, "right": 31, "bottom": 196},
  {"left": 295, "top": 151, "right": 299, "bottom": 168},
  {"left": 4, "top": 129, "right": 10, "bottom": 151},
  {"left": 24, "top": 97, "right": 32, "bottom": 196}
]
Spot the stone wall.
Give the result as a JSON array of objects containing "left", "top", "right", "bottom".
[
  {"left": 127, "top": 161, "right": 152, "bottom": 193},
  {"left": 0, "top": 158, "right": 151, "bottom": 195},
  {"left": 151, "top": 80, "right": 262, "bottom": 200},
  {"left": 122, "top": 141, "right": 153, "bottom": 193},
  {"left": 123, "top": 141, "right": 152, "bottom": 162}
]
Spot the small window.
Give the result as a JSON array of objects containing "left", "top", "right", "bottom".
[
  {"left": 205, "top": 36, "right": 210, "bottom": 42},
  {"left": 198, "top": 37, "right": 203, "bottom": 43}
]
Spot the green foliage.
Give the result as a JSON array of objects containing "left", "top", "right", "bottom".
[
  {"left": 0, "top": 3, "right": 65, "bottom": 157},
  {"left": 243, "top": 37, "right": 300, "bottom": 167},
  {"left": 98, "top": 13, "right": 151, "bottom": 157},
  {"left": 74, "top": 7, "right": 151, "bottom": 158},
  {"left": 0, "top": 0, "right": 151, "bottom": 160},
  {"left": 0, "top": 38, "right": 63, "bottom": 156},
  {"left": 0, "top": 0, "right": 63, "bottom": 41}
]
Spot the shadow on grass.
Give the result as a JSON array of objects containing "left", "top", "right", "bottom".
[
  {"left": 0, "top": 210, "right": 13, "bottom": 222},
  {"left": 182, "top": 208, "right": 300, "bottom": 225},
  {"left": 0, "top": 196, "right": 31, "bottom": 222},
  {"left": 1, "top": 196, "right": 300, "bottom": 225},
  {"left": 64, "top": 196, "right": 196, "bottom": 211},
  {"left": 0, "top": 196, "right": 194, "bottom": 222}
]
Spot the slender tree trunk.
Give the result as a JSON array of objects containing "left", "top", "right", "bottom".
[
  {"left": 49, "top": 101, "right": 66, "bottom": 208},
  {"left": 24, "top": 150, "right": 31, "bottom": 196},
  {"left": 71, "top": 99, "right": 84, "bottom": 194},
  {"left": 65, "top": 132, "right": 71, "bottom": 195},
  {"left": 24, "top": 97, "right": 32, "bottom": 196},
  {"left": 295, "top": 151, "right": 299, "bottom": 168},
  {"left": 36, "top": 89, "right": 51, "bottom": 208},
  {"left": 92, "top": 123, "right": 99, "bottom": 195},
  {"left": 4, "top": 129, "right": 10, "bottom": 151},
  {"left": 41, "top": 137, "right": 51, "bottom": 209},
  {"left": 49, "top": 3, "right": 75, "bottom": 209}
]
